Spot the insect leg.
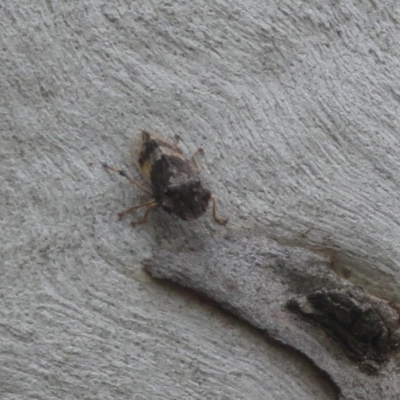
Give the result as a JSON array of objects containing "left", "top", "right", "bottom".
[
  {"left": 210, "top": 195, "right": 228, "bottom": 225},
  {"left": 131, "top": 203, "right": 158, "bottom": 227},
  {"left": 102, "top": 163, "right": 152, "bottom": 196},
  {"left": 171, "top": 135, "right": 203, "bottom": 171},
  {"left": 117, "top": 199, "right": 158, "bottom": 220},
  {"left": 190, "top": 148, "right": 205, "bottom": 172},
  {"left": 172, "top": 134, "right": 184, "bottom": 150}
]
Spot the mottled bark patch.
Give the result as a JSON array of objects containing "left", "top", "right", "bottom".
[{"left": 288, "top": 286, "right": 400, "bottom": 373}]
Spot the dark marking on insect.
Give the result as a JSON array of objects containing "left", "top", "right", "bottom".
[{"left": 103, "top": 130, "right": 228, "bottom": 227}]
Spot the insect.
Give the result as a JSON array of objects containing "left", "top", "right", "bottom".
[{"left": 103, "top": 130, "right": 228, "bottom": 227}]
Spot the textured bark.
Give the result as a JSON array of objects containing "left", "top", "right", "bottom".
[
  {"left": 146, "top": 233, "right": 400, "bottom": 399},
  {"left": 2, "top": 0, "right": 400, "bottom": 399}
]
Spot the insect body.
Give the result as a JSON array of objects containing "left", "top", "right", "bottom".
[{"left": 103, "top": 130, "right": 228, "bottom": 226}]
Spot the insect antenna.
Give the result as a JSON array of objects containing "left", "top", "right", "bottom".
[{"left": 102, "top": 163, "right": 152, "bottom": 196}]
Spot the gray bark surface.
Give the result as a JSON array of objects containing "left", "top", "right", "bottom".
[
  {"left": 146, "top": 233, "right": 400, "bottom": 399},
  {"left": 2, "top": 1, "right": 400, "bottom": 399}
]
